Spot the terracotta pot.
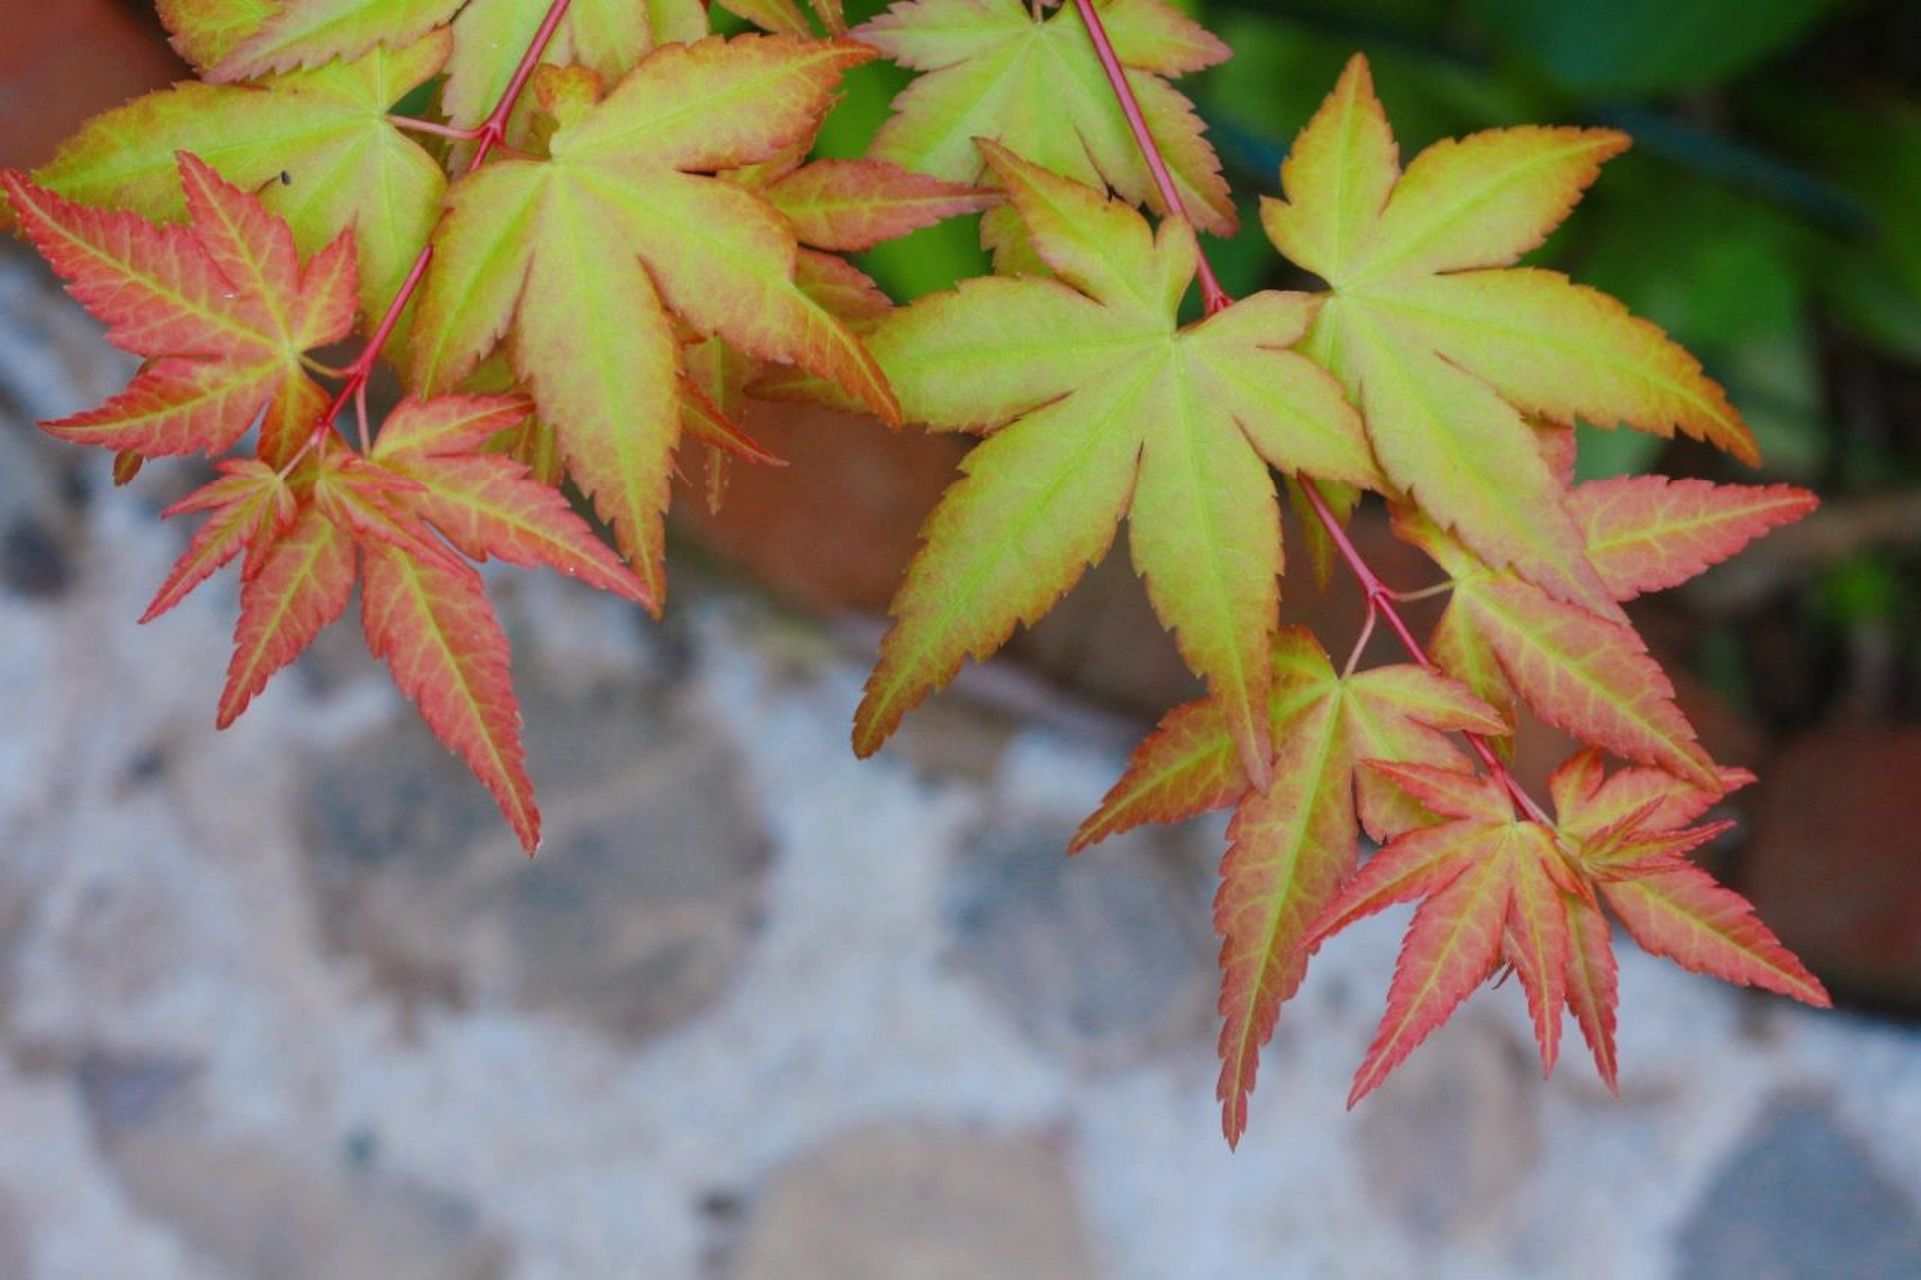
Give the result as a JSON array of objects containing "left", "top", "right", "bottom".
[{"left": 0, "top": 1, "right": 185, "bottom": 172}]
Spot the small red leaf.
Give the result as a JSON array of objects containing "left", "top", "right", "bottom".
[
  {"left": 1504, "top": 830, "right": 1570, "bottom": 1074},
  {"left": 764, "top": 158, "right": 999, "bottom": 251},
  {"left": 3, "top": 155, "right": 353, "bottom": 459},
  {"left": 1571, "top": 477, "right": 1817, "bottom": 601},
  {"left": 361, "top": 543, "right": 540, "bottom": 852},
  {"left": 217, "top": 504, "right": 356, "bottom": 727},
  {"left": 144, "top": 460, "right": 296, "bottom": 622},
  {"left": 1563, "top": 893, "right": 1620, "bottom": 1091},
  {"left": 1071, "top": 697, "right": 1240, "bottom": 852},
  {"left": 386, "top": 453, "right": 652, "bottom": 607},
  {"left": 1350, "top": 849, "right": 1515, "bottom": 1107},
  {"left": 1601, "top": 866, "right": 1829, "bottom": 1007},
  {"left": 370, "top": 394, "right": 536, "bottom": 461}
]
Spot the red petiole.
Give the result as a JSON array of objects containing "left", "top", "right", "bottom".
[{"left": 283, "top": 0, "right": 576, "bottom": 475}]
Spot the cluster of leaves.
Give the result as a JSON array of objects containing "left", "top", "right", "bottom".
[{"left": 6, "top": 0, "right": 1830, "bottom": 1141}]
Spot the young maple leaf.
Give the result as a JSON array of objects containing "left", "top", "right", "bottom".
[
  {"left": 1062, "top": 630, "right": 1502, "bottom": 1140},
  {"left": 3, "top": 153, "right": 355, "bottom": 463},
  {"left": 1263, "top": 56, "right": 1757, "bottom": 615},
  {"left": 412, "top": 34, "right": 898, "bottom": 608},
  {"left": 854, "top": 145, "right": 1381, "bottom": 784},
  {"left": 144, "top": 460, "right": 299, "bottom": 624},
  {"left": 442, "top": 0, "right": 710, "bottom": 128},
  {"left": 207, "top": 0, "right": 466, "bottom": 79},
  {"left": 1568, "top": 476, "right": 1818, "bottom": 600},
  {"left": 1070, "top": 631, "right": 1506, "bottom": 853},
  {"left": 368, "top": 395, "right": 651, "bottom": 608},
  {"left": 1400, "top": 473, "right": 1815, "bottom": 788},
  {"left": 1550, "top": 753, "right": 1827, "bottom": 1024},
  {"left": 1208, "top": 634, "right": 1508, "bottom": 1145},
  {"left": 22, "top": 34, "right": 449, "bottom": 330},
  {"left": 1303, "top": 752, "right": 1825, "bottom": 1103},
  {"left": 857, "top": 0, "right": 1236, "bottom": 238},
  {"left": 1303, "top": 767, "right": 1578, "bottom": 1105},
  {"left": 210, "top": 399, "right": 565, "bottom": 852}
]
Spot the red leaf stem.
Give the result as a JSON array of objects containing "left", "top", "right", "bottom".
[
  {"left": 1067, "top": 0, "right": 1228, "bottom": 315},
  {"left": 289, "top": 0, "right": 577, "bottom": 470},
  {"left": 1069, "top": 0, "right": 1548, "bottom": 823}
]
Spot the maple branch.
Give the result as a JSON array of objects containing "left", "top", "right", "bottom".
[
  {"left": 286, "top": 0, "right": 575, "bottom": 472},
  {"left": 1069, "top": 0, "right": 1549, "bottom": 825}
]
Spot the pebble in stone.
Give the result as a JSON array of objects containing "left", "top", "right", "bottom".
[
  {"left": 71, "top": 1049, "right": 200, "bottom": 1137},
  {"left": 0, "top": 1192, "right": 26, "bottom": 1280},
  {"left": 1676, "top": 1095, "right": 1921, "bottom": 1280},
  {"left": 1354, "top": 1014, "right": 1544, "bottom": 1244},
  {"left": 103, "top": 1135, "right": 510, "bottom": 1280},
  {"left": 302, "top": 677, "right": 771, "bottom": 1044},
  {"left": 1, "top": 517, "right": 70, "bottom": 598},
  {"left": 945, "top": 821, "right": 1213, "bottom": 1070},
  {"left": 728, "top": 1127, "right": 1100, "bottom": 1280}
]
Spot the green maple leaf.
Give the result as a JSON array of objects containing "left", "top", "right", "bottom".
[
  {"left": 20, "top": 34, "right": 449, "bottom": 334},
  {"left": 442, "top": 0, "right": 711, "bottom": 127},
  {"left": 1263, "top": 55, "right": 1758, "bottom": 615},
  {"left": 411, "top": 34, "right": 899, "bottom": 608},
  {"left": 207, "top": 0, "right": 467, "bottom": 78},
  {"left": 855, "top": 142, "right": 1381, "bottom": 785},
  {"left": 857, "top": 0, "right": 1236, "bottom": 238}
]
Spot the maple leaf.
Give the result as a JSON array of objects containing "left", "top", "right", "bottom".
[
  {"left": 1568, "top": 476, "right": 1817, "bottom": 600},
  {"left": 761, "top": 158, "right": 1001, "bottom": 252},
  {"left": 158, "top": 0, "right": 277, "bottom": 70},
  {"left": 1062, "top": 629, "right": 1502, "bottom": 1140},
  {"left": 1551, "top": 747, "right": 1753, "bottom": 841},
  {"left": 1304, "top": 768, "right": 1583, "bottom": 1103},
  {"left": 361, "top": 542, "right": 541, "bottom": 852},
  {"left": 206, "top": 407, "right": 563, "bottom": 851},
  {"left": 1401, "top": 512, "right": 1720, "bottom": 790},
  {"left": 1070, "top": 633, "right": 1504, "bottom": 853},
  {"left": 209, "top": 0, "right": 466, "bottom": 79},
  {"left": 144, "top": 460, "right": 299, "bottom": 623},
  {"left": 3, "top": 153, "right": 355, "bottom": 463},
  {"left": 443, "top": 0, "right": 709, "bottom": 128},
  {"left": 369, "top": 395, "right": 652, "bottom": 608},
  {"left": 854, "top": 145, "right": 1380, "bottom": 782},
  {"left": 412, "top": 34, "right": 897, "bottom": 607},
  {"left": 21, "top": 34, "right": 449, "bottom": 330},
  {"left": 1263, "top": 55, "right": 1757, "bottom": 614},
  {"left": 219, "top": 499, "right": 359, "bottom": 728},
  {"left": 1212, "top": 636, "right": 1503, "bottom": 1145},
  {"left": 1549, "top": 752, "right": 1827, "bottom": 1012},
  {"left": 856, "top": 0, "right": 1236, "bottom": 237}
]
